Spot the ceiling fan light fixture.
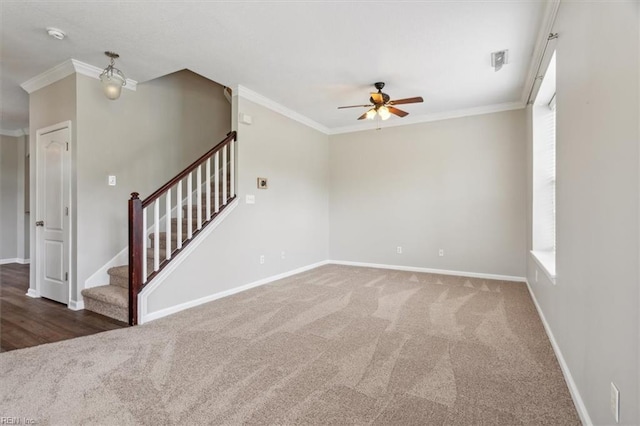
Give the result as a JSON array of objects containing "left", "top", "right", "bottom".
[
  {"left": 365, "top": 109, "right": 377, "bottom": 120},
  {"left": 100, "top": 51, "right": 127, "bottom": 100},
  {"left": 378, "top": 106, "right": 391, "bottom": 120}
]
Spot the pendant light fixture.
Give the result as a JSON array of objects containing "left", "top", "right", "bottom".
[{"left": 100, "top": 51, "right": 126, "bottom": 100}]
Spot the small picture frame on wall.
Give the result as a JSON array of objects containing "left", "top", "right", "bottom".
[{"left": 257, "top": 177, "right": 268, "bottom": 189}]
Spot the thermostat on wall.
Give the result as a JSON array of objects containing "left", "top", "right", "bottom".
[
  {"left": 257, "top": 177, "right": 268, "bottom": 189},
  {"left": 240, "top": 113, "right": 252, "bottom": 125}
]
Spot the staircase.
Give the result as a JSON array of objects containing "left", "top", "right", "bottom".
[{"left": 81, "top": 132, "right": 237, "bottom": 325}]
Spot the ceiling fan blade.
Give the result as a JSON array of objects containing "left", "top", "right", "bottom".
[
  {"left": 357, "top": 111, "right": 369, "bottom": 120},
  {"left": 338, "top": 104, "right": 373, "bottom": 109},
  {"left": 370, "top": 92, "right": 383, "bottom": 104},
  {"left": 388, "top": 106, "right": 409, "bottom": 117},
  {"left": 389, "top": 96, "right": 424, "bottom": 105}
]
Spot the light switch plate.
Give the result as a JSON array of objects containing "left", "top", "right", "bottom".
[
  {"left": 245, "top": 194, "right": 255, "bottom": 204},
  {"left": 108, "top": 175, "right": 116, "bottom": 186}
]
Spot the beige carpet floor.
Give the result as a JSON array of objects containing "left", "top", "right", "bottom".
[{"left": 0, "top": 264, "right": 579, "bottom": 425}]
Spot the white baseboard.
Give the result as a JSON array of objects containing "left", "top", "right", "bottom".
[
  {"left": 328, "top": 260, "right": 526, "bottom": 282},
  {"left": 0, "top": 258, "right": 30, "bottom": 265},
  {"left": 140, "top": 258, "right": 525, "bottom": 324},
  {"left": 525, "top": 280, "right": 592, "bottom": 425},
  {"left": 68, "top": 299, "right": 85, "bottom": 311},
  {"left": 25, "top": 288, "right": 40, "bottom": 298},
  {"left": 140, "top": 259, "right": 329, "bottom": 324}
]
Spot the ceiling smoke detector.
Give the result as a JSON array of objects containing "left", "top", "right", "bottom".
[
  {"left": 491, "top": 49, "right": 509, "bottom": 72},
  {"left": 46, "top": 27, "right": 66, "bottom": 40}
]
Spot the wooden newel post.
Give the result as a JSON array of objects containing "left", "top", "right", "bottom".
[{"left": 128, "top": 192, "right": 143, "bottom": 325}]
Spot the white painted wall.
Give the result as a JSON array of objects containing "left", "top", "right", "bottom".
[
  {"left": 146, "top": 96, "right": 330, "bottom": 313},
  {"left": 526, "top": 2, "right": 639, "bottom": 424},
  {"left": 329, "top": 109, "right": 527, "bottom": 278}
]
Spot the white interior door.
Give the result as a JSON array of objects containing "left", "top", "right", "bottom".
[{"left": 36, "top": 125, "right": 70, "bottom": 304}]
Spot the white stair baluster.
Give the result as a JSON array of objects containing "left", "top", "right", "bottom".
[
  {"left": 223, "top": 144, "right": 228, "bottom": 204},
  {"left": 165, "top": 188, "right": 171, "bottom": 260},
  {"left": 154, "top": 200, "right": 160, "bottom": 271},
  {"left": 206, "top": 157, "right": 211, "bottom": 220},
  {"left": 214, "top": 151, "right": 220, "bottom": 213},
  {"left": 187, "top": 172, "right": 193, "bottom": 239},
  {"left": 142, "top": 206, "right": 147, "bottom": 282},
  {"left": 197, "top": 165, "right": 202, "bottom": 230},
  {"left": 176, "top": 181, "right": 183, "bottom": 249},
  {"left": 230, "top": 139, "right": 235, "bottom": 198}
]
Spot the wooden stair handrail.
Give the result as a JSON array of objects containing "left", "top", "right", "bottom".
[
  {"left": 128, "top": 130, "right": 237, "bottom": 325},
  {"left": 142, "top": 131, "right": 236, "bottom": 208}
]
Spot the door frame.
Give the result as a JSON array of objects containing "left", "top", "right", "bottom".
[{"left": 34, "top": 121, "right": 73, "bottom": 306}]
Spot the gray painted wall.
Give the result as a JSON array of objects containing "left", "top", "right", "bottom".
[
  {"left": 147, "top": 97, "right": 330, "bottom": 312},
  {"left": 0, "top": 135, "right": 19, "bottom": 259},
  {"left": 526, "top": 2, "right": 639, "bottom": 424},
  {"left": 329, "top": 109, "right": 527, "bottom": 278},
  {"left": 27, "top": 71, "right": 230, "bottom": 301},
  {"left": 75, "top": 70, "right": 231, "bottom": 297}
]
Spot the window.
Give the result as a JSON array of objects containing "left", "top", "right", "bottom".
[{"left": 532, "top": 51, "right": 556, "bottom": 282}]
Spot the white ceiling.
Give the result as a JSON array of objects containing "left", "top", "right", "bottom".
[{"left": 0, "top": 1, "right": 548, "bottom": 133}]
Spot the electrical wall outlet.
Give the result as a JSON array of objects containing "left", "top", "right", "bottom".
[
  {"left": 396, "top": 246, "right": 402, "bottom": 254},
  {"left": 439, "top": 249, "right": 444, "bottom": 257},
  {"left": 611, "top": 382, "right": 620, "bottom": 423},
  {"left": 259, "top": 255, "right": 265, "bottom": 264}
]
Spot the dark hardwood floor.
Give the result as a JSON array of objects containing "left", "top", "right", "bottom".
[{"left": 1, "top": 263, "right": 127, "bottom": 352}]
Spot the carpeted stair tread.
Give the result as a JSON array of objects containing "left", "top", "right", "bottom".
[
  {"left": 82, "top": 284, "right": 128, "bottom": 323},
  {"left": 107, "top": 265, "right": 128, "bottom": 278},
  {"left": 81, "top": 285, "right": 127, "bottom": 309}
]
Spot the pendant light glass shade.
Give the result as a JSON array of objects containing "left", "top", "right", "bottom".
[
  {"left": 378, "top": 105, "right": 391, "bottom": 120},
  {"left": 100, "top": 52, "right": 126, "bottom": 100},
  {"left": 100, "top": 72, "right": 126, "bottom": 100},
  {"left": 365, "top": 109, "right": 377, "bottom": 120}
]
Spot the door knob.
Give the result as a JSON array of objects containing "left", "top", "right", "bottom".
[{"left": 35, "top": 221, "right": 44, "bottom": 227}]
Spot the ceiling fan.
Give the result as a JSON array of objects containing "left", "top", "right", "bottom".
[{"left": 338, "top": 82, "right": 423, "bottom": 121}]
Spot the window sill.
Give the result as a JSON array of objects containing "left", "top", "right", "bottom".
[{"left": 530, "top": 250, "right": 556, "bottom": 284}]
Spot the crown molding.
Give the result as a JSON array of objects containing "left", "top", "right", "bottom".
[
  {"left": 0, "top": 128, "right": 26, "bottom": 137},
  {"left": 328, "top": 101, "right": 526, "bottom": 135},
  {"left": 520, "top": 0, "right": 560, "bottom": 104},
  {"left": 71, "top": 59, "right": 137, "bottom": 91},
  {"left": 234, "top": 85, "right": 331, "bottom": 135},
  {"left": 21, "top": 59, "right": 75, "bottom": 94},
  {"left": 234, "top": 84, "right": 525, "bottom": 136},
  {"left": 21, "top": 59, "right": 138, "bottom": 94}
]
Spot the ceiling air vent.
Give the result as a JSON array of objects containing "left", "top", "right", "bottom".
[{"left": 491, "top": 50, "right": 509, "bottom": 72}]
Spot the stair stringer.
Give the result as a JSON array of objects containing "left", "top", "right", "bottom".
[{"left": 137, "top": 198, "right": 239, "bottom": 324}]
